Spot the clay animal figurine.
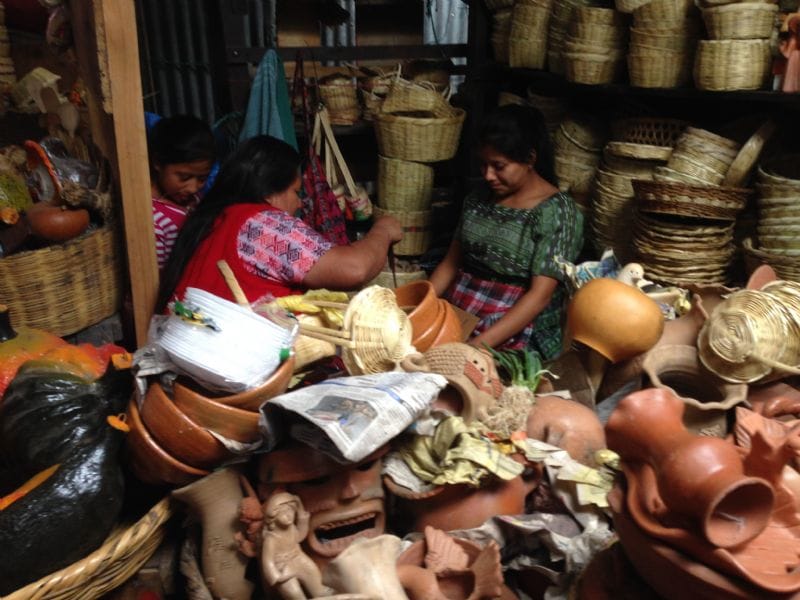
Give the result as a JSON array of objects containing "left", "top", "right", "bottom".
[{"left": 259, "top": 492, "right": 326, "bottom": 600}]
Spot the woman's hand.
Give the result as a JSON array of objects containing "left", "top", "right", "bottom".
[{"left": 372, "top": 214, "right": 403, "bottom": 243}]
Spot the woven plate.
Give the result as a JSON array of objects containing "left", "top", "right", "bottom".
[
  {"left": 634, "top": 179, "right": 750, "bottom": 220},
  {"left": 606, "top": 141, "right": 673, "bottom": 161},
  {"left": 723, "top": 120, "right": 776, "bottom": 187}
]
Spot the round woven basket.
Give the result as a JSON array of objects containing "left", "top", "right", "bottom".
[
  {"left": 368, "top": 268, "right": 428, "bottom": 289},
  {"left": 628, "top": 51, "right": 692, "bottom": 88},
  {"left": 377, "top": 155, "right": 434, "bottom": 211},
  {"left": 4, "top": 498, "right": 173, "bottom": 600},
  {"left": 633, "top": 0, "right": 696, "bottom": 22},
  {"left": 510, "top": 2, "right": 551, "bottom": 39},
  {"left": 602, "top": 148, "right": 664, "bottom": 177},
  {"left": 575, "top": 6, "right": 625, "bottom": 25},
  {"left": 360, "top": 88, "right": 385, "bottom": 121},
  {"left": 702, "top": 2, "right": 779, "bottom": 40},
  {"left": 559, "top": 115, "right": 608, "bottom": 152},
  {"left": 666, "top": 153, "right": 727, "bottom": 185},
  {"left": 606, "top": 141, "right": 673, "bottom": 162},
  {"left": 615, "top": 0, "right": 651, "bottom": 14},
  {"left": 380, "top": 79, "right": 452, "bottom": 116},
  {"left": 634, "top": 179, "right": 750, "bottom": 220},
  {"left": 373, "top": 206, "right": 433, "bottom": 256},
  {"left": 611, "top": 117, "right": 689, "bottom": 147},
  {"left": 319, "top": 81, "right": 361, "bottom": 124},
  {"left": 509, "top": 37, "right": 549, "bottom": 68},
  {"left": 374, "top": 108, "right": 465, "bottom": 163},
  {"left": 743, "top": 238, "right": 800, "bottom": 282},
  {"left": 630, "top": 28, "right": 697, "bottom": 51},
  {"left": 491, "top": 10, "right": 513, "bottom": 63},
  {"left": 694, "top": 39, "right": 772, "bottom": 91},
  {"left": 555, "top": 154, "right": 599, "bottom": 194},
  {"left": 569, "top": 22, "right": 627, "bottom": 46}
]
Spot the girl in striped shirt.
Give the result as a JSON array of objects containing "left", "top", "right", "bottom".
[{"left": 149, "top": 115, "right": 215, "bottom": 270}]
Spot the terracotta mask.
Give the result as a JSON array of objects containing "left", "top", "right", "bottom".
[{"left": 256, "top": 442, "right": 387, "bottom": 568}]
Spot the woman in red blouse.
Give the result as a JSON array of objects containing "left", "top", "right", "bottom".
[{"left": 155, "top": 135, "right": 402, "bottom": 311}]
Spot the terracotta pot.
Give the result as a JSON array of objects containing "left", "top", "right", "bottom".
[
  {"left": 139, "top": 382, "right": 233, "bottom": 469},
  {"left": 566, "top": 277, "right": 664, "bottom": 364},
  {"left": 172, "top": 468, "right": 253, "bottom": 600},
  {"left": 323, "top": 535, "right": 407, "bottom": 600},
  {"left": 606, "top": 388, "right": 774, "bottom": 548},
  {"left": 173, "top": 380, "right": 261, "bottom": 443},
  {"left": 395, "top": 281, "right": 440, "bottom": 352},
  {"left": 124, "top": 399, "right": 209, "bottom": 486},
  {"left": 411, "top": 298, "right": 445, "bottom": 352},
  {"left": 526, "top": 395, "right": 606, "bottom": 466},
  {"left": 429, "top": 300, "right": 463, "bottom": 348},
  {"left": 385, "top": 455, "right": 541, "bottom": 532},
  {"left": 26, "top": 202, "right": 89, "bottom": 242},
  {"left": 642, "top": 344, "right": 748, "bottom": 437},
  {"left": 203, "top": 355, "right": 295, "bottom": 411}
]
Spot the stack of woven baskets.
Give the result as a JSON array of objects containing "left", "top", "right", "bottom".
[
  {"left": 745, "top": 154, "right": 800, "bottom": 282},
  {"left": 590, "top": 118, "right": 682, "bottom": 261},
  {"left": 548, "top": 0, "right": 595, "bottom": 74},
  {"left": 359, "top": 69, "right": 396, "bottom": 121},
  {"left": 653, "top": 127, "right": 740, "bottom": 187},
  {"left": 373, "top": 79, "right": 465, "bottom": 261},
  {"left": 0, "top": 3, "right": 14, "bottom": 86},
  {"left": 509, "top": 0, "right": 552, "bottom": 68},
  {"left": 694, "top": 0, "right": 777, "bottom": 90},
  {"left": 563, "top": 7, "right": 627, "bottom": 85},
  {"left": 553, "top": 114, "right": 608, "bottom": 212},
  {"left": 318, "top": 73, "right": 361, "bottom": 125},
  {"left": 628, "top": 0, "right": 700, "bottom": 88},
  {"left": 487, "top": 0, "right": 514, "bottom": 64}
]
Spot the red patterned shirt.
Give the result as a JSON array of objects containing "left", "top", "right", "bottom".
[{"left": 152, "top": 198, "right": 188, "bottom": 269}]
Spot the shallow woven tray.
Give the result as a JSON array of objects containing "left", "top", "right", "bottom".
[
  {"left": 607, "top": 141, "right": 673, "bottom": 161},
  {"left": 633, "top": 179, "right": 750, "bottom": 220},
  {"left": 4, "top": 498, "right": 172, "bottom": 600}
]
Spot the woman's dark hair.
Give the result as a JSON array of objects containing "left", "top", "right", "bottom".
[
  {"left": 148, "top": 115, "right": 216, "bottom": 169},
  {"left": 156, "top": 135, "right": 302, "bottom": 312},
  {"left": 479, "top": 104, "right": 557, "bottom": 186}
]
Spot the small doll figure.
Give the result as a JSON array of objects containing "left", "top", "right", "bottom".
[{"left": 780, "top": 13, "right": 800, "bottom": 93}]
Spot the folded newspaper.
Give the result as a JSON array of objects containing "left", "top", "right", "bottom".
[{"left": 261, "top": 372, "right": 447, "bottom": 463}]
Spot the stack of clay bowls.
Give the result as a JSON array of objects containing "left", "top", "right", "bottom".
[
  {"left": 126, "top": 356, "right": 295, "bottom": 487},
  {"left": 0, "top": 3, "right": 14, "bottom": 87},
  {"left": 509, "top": 0, "right": 552, "bottom": 69},
  {"left": 563, "top": 7, "right": 627, "bottom": 85},
  {"left": 554, "top": 113, "right": 609, "bottom": 213},
  {"left": 694, "top": 0, "right": 776, "bottom": 90},
  {"left": 547, "top": 0, "right": 595, "bottom": 74},
  {"left": 628, "top": 0, "right": 700, "bottom": 88},
  {"left": 394, "top": 280, "right": 463, "bottom": 352}
]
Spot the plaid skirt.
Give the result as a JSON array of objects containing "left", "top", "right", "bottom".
[{"left": 445, "top": 269, "right": 563, "bottom": 359}]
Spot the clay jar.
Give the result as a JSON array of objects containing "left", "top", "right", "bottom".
[
  {"left": 526, "top": 395, "right": 606, "bottom": 466},
  {"left": 642, "top": 344, "right": 748, "bottom": 437},
  {"left": 385, "top": 454, "right": 541, "bottom": 533},
  {"left": 395, "top": 280, "right": 439, "bottom": 352},
  {"left": 606, "top": 388, "right": 774, "bottom": 548},
  {"left": 171, "top": 468, "right": 253, "bottom": 600}
]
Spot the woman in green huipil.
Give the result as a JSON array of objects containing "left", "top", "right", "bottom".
[{"left": 430, "top": 104, "right": 584, "bottom": 360}]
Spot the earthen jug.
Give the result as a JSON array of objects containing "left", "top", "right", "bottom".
[
  {"left": 172, "top": 467, "right": 254, "bottom": 600},
  {"left": 606, "top": 388, "right": 774, "bottom": 548},
  {"left": 526, "top": 395, "right": 606, "bottom": 466}
]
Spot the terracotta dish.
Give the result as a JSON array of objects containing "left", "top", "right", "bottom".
[
  {"left": 201, "top": 355, "right": 294, "bottom": 411},
  {"left": 172, "top": 381, "right": 261, "bottom": 443},
  {"left": 410, "top": 298, "right": 445, "bottom": 352},
  {"left": 125, "top": 399, "right": 209, "bottom": 486},
  {"left": 394, "top": 281, "right": 439, "bottom": 351},
  {"left": 428, "top": 300, "right": 463, "bottom": 348},
  {"left": 139, "top": 382, "right": 233, "bottom": 469}
]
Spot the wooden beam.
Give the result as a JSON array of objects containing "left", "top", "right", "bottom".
[
  {"left": 97, "top": 0, "right": 158, "bottom": 346},
  {"left": 227, "top": 43, "right": 469, "bottom": 64}
]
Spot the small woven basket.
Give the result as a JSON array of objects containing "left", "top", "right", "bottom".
[
  {"left": 702, "top": 2, "right": 779, "bottom": 40},
  {"left": 373, "top": 206, "right": 433, "bottom": 256},
  {"left": 666, "top": 153, "right": 727, "bottom": 185},
  {"left": 0, "top": 225, "right": 123, "bottom": 336},
  {"left": 4, "top": 498, "right": 173, "bottom": 600},
  {"left": 374, "top": 108, "right": 465, "bottom": 163},
  {"left": 633, "top": 179, "right": 750, "bottom": 220},
  {"left": 630, "top": 28, "right": 697, "bottom": 51},
  {"left": 509, "top": 37, "right": 549, "bottom": 68},
  {"left": 318, "top": 81, "right": 361, "bottom": 125},
  {"left": 510, "top": 2, "right": 551, "bottom": 40},
  {"left": 564, "top": 54, "right": 623, "bottom": 85},
  {"left": 628, "top": 52, "right": 692, "bottom": 88},
  {"left": 694, "top": 39, "right": 772, "bottom": 91},
  {"left": 611, "top": 117, "right": 688, "bottom": 147},
  {"left": 360, "top": 88, "right": 385, "bottom": 121},
  {"left": 569, "top": 22, "right": 627, "bottom": 47},
  {"left": 368, "top": 268, "right": 428, "bottom": 289},
  {"left": 377, "top": 155, "right": 434, "bottom": 211},
  {"left": 380, "top": 79, "right": 452, "bottom": 117},
  {"left": 633, "top": 0, "right": 696, "bottom": 22},
  {"left": 615, "top": 0, "right": 651, "bottom": 14}
]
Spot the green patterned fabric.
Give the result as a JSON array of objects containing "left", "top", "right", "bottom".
[{"left": 453, "top": 189, "right": 584, "bottom": 357}]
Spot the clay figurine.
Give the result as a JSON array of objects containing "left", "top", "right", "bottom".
[{"left": 259, "top": 492, "right": 326, "bottom": 600}]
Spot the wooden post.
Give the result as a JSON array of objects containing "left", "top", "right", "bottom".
[{"left": 71, "top": 0, "right": 158, "bottom": 346}]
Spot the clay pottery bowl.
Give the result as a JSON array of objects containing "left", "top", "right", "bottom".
[
  {"left": 411, "top": 297, "right": 446, "bottom": 352},
  {"left": 172, "top": 380, "right": 261, "bottom": 443},
  {"left": 125, "top": 399, "right": 209, "bottom": 487},
  {"left": 428, "top": 300, "right": 463, "bottom": 348},
  {"left": 205, "top": 355, "right": 295, "bottom": 411},
  {"left": 394, "top": 281, "right": 439, "bottom": 347},
  {"left": 139, "top": 382, "right": 233, "bottom": 469}
]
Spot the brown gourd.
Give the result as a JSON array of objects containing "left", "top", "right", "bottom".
[{"left": 25, "top": 202, "right": 89, "bottom": 242}]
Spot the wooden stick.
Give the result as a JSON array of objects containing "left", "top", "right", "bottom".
[
  {"left": 298, "top": 328, "right": 356, "bottom": 348},
  {"left": 299, "top": 321, "right": 352, "bottom": 339},
  {"left": 302, "top": 300, "right": 350, "bottom": 309},
  {"left": 216, "top": 260, "right": 251, "bottom": 309}
]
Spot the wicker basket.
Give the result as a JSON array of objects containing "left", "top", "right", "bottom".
[
  {"left": 373, "top": 207, "right": 432, "bottom": 256},
  {"left": 575, "top": 6, "right": 625, "bottom": 25},
  {"left": 611, "top": 117, "right": 688, "bottom": 147},
  {"left": 694, "top": 39, "right": 772, "bottom": 91},
  {"left": 634, "top": 0, "right": 697, "bottom": 21},
  {"left": 628, "top": 52, "right": 692, "bottom": 88},
  {"left": 666, "top": 153, "right": 727, "bottom": 185},
  {"left": 702, "top": 2, "right": 779, "bottom": 40},
  {"left": 564, "top": 53, "right": 623, "bottom": 85},
  {"left": 368, "top": 268, "right": 428, "bottom": 289},
  {"left": 633, "top": 179, "right": 751, "bottom": 220},
  {"left": 510, "top": 2, "right": 551, "bottom": 39},
  {"left": 0, "top": 226, "right": 123, "bottom": 336},
  {"left": 360, "top": 88, "right": 385, "bottom": 121},
  {"left": 509, "top": 37, "right": 549, "bottom": 68},
  {"left": 380, "top": 79, "right": 452, "bottom": 117},
  {"left": 569, "top": 22, "right": 627, "bottom": 46},
  {"left": 630, "top": 28, "right": 697, "bottom": 51},
  {"left": 484, "top": 0, "right": 514, "bottom": 10},
  {"left": 555, "top": 155, "right": 599, "bottom": 194},
  {"left": 615, "top": 0, "right": 651, "bottom": 14},
  {"left": 318, "top": 81, "right": 361, "bottom": 125},
  {"left": 491, "top": 10, "right": 513, "bottom": 63},
  {"left": 4, "top": 498, "right": 172, "bottom": 600},
  {"left": 374, "top": 108, "right": 465, "bottom": 163},
  {"left": 377, "top": 155, "right": 434, "bottom": 211}
]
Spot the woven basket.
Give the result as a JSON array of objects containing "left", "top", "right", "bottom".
[
  {"left": 380, "top": 78, "right": 452, "bottom": 117},
  {"left": 611, "top": 117, "right": 688, "bottom": 147},
  {"left": 369, "top": 268, "right": 428, "bottom": 289},
  {"left": 602, "top": 150, "right": 663, "bottom": 177},
  {"left": 374, "top": 108, "right": 465, "bottom": 163},
  {"left": 575, "top": 6, "right": 625, "bottom": 25},
  {"left": 510, "top": 2, "right": 551, "bottom": 39},
  {"left": 484, "top": 0, "right": 514, "bottom": 10},
  {"left": 615, "top": 0, "right": 651, "bottom": 14},
  {"left": 633, "top": 0, "right": 696, "bottom": 22},
  {"left": 743, "top": 237, "right": 800, "bottom": 282},
  {"left": 633, "top": 179, "right": 750, "bottom": 220},
  {"left": 0, "top": 226, "right": 123, "bottom": 336},
  {"left": 360, "top": 88, "right": 385, "bottom": 121},
  {"left": 555, "top": 155, "right": 599, "bottom": 194},
  {"left": 569, "top": 22, "right": 627, "bottom": 46},
  {"left": 702, "top": 2, "right": 779, "bottom": 40},
  {"left": 318, "top": 82, "right": 361, "bottom": 124},
  {"left": 628, "top": 52, "right": 692, "bottom": 88},
  {"left": 373, "top": 207, "right": 432, "bottom": 256},
  {"left": 4, "top": 498, "right": 173, "bottom": 600},
  {"left": 377, "top": 155, "right": 434, "bottom": 211},
  {"left": 758, "top": 154, "right": 800, "bottom": 187},
  {"left": 666, "top": 153, "right": 726, "bottom": 185},
  {"left": 491, "top": 10, "right": 513, "bottom": 63},
  {"left": 630, "top": 28, "right": 697, "bottom": 51},
  {"left": 694, "top": 39, "right": 771, "bottom": 91},
  {"left": 509, "top": 37, "right": 549, "bottom": 68},
  {"left": 564, "top": 54, "right": 623, "bottom": 85}
]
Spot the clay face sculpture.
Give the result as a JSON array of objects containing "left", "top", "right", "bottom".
[
  {"left": 256, "top": 442, "right": 387, "bottom": 568},
  {"left": 526, "top": 395, "right": 606, "bottom": 466},
  {"left": 606, "top": 388, "right": 774, "bottom": 549}
]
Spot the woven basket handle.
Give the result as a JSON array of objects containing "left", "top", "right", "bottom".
[
  {"left": 319, "top": 107, "right": 358, "bottom": 198},
  {"left": 750, "top": 354, "right": 800, "bottom": 376}
]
